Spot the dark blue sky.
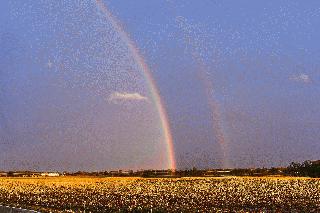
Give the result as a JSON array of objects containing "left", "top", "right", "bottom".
[{"left": 1, "top": 1, "right": 320, "bottom": 170}]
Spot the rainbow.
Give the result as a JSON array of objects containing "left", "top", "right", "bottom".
[
  {"left": 95, "top": 0, "right": 176, "bottom": 170},
  {"left": 175, "top": 17, "right": 231, "bottom": 169}
]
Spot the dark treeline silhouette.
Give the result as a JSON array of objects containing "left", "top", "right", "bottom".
[
  {"left": 64, "top": 167, "right": 285, "bottom": 178},
  {"left": 2, "top": 160, "right": 320, "bottom": 178},
  {"left": 285, "top": 160, "right": 320, "bottom": 178}
]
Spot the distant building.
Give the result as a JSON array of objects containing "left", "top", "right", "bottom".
[
  {"left": 109, "top": 171, "right": 120, "bottom": 176},
  {"left": 30, "top": 172, "right": 42, "bottom": 177},
  {"left": 121, "top": 170, "right": 134, "bottom": 175},
  {"left": 109, "top": 170, "right": 133, "bottom": 176},
  {"left": 41, "top": 172, "right": 60, "bottom": 177},
  {"left": 136, "top": 169, "right": 176, "bottom": 177},
  {"left": 0, "top": 172, "right": 7, "bottom": 177},
  {"left": 216, "top": 170, "right": 231, "bottom": 176},
  {"left": 204, "top": 170, "right": 217, "bottom": 176}
]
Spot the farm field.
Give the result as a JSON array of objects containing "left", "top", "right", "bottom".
[{"left": 0, "top": 176, "right": 319, "bottom": 212}]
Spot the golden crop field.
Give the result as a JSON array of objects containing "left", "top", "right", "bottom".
[{"left": 0, "top": 176, "right": 319, "bottom": 212}]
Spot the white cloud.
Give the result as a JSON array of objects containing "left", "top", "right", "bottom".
[
  {"left": 108, "top": 92, "right": 148, "bottom": 103},
  {"left": 289, "top": 73, "right": 311, "bottom": 84}
]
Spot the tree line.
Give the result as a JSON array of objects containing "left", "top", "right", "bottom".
[{"left": 285, "top": 160, "right": 320, "bottom": 178}]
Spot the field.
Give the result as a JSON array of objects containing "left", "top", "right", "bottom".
[{"left": 0, "top": 176, "right": 319, "bottom": 212}]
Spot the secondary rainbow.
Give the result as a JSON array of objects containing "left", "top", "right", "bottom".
[
  {"left": 175, "top": 16, "right": 230, "bottom": 168},
  {"left": 95, "top": 0, "right": 176, "bottom": 170}
]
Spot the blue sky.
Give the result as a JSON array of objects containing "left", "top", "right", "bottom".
[
  {"left": 104, "top": 0, "right": 320, "bottom": 168},
  {"left": 1, "top": 1, "right": 320, "bottom": 170}
]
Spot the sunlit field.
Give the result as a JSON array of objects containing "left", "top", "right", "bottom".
[{"left": 0, "top": 177, "right": 319, "bottom": 212}]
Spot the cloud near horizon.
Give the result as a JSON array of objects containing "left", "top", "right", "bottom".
[
  {"left": 289, "top": 73, "right": 311, "bottom": 84},
  {"left": 108, "top": 92, "right": 148, "bottom": 103}
]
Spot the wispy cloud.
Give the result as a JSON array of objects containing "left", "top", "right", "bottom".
[
  {"left": 289, "top": 73, "right": 311, "bottom": 84},
  {"left": 108, "top": 92, "right": 148, "bottom": 103}
]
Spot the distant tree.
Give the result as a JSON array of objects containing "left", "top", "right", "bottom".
[
  {"left": 285, "top": 160, "right": 320, "bottom": 178},
  {"left": 269, "top": 167, "right": 280, "bottom": 175}
]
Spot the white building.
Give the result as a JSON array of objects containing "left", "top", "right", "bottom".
[{"left": 41, "top": 172, "right": 60, "bottom": 177}]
